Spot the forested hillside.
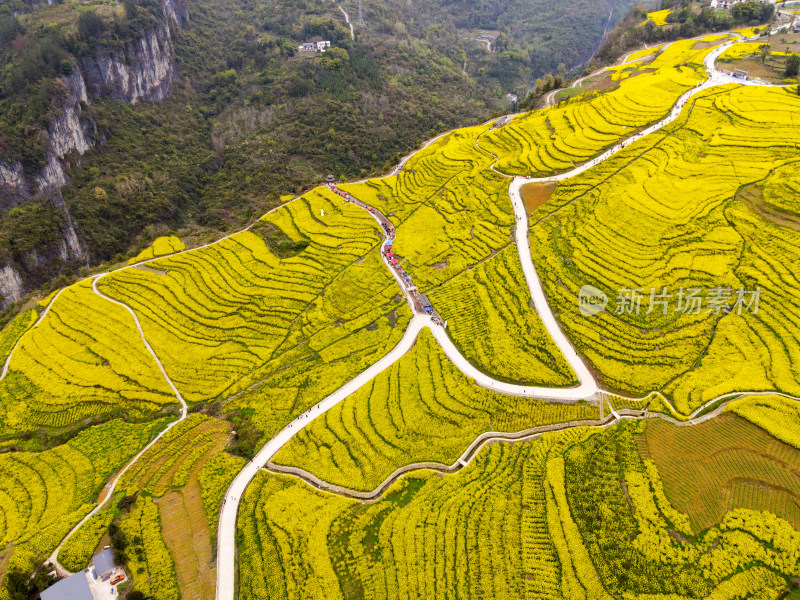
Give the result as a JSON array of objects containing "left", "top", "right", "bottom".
[{"left": 0, "top": 0, "right": 643, "bottom": 314}]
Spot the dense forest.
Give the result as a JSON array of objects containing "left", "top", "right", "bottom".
[{"left": 0, "top": 0, "right": 643, "bottom": 311}]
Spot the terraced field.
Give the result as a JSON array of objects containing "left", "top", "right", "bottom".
[
  {"left": 526, "top": 84, "right": 800, "bottom": 410},
  {"left": 725, "top": 393, "right": 800, "bottom": 448},
  {"left": 1, "top": 23, "right": 799, "bottom": 600},
  {"left": 119, "top": 415, "right": 229, "bottom": 496},
  {"left": 121, "top": 496, "right": 180, "bottom": 600},
  {"left": 100, "top": 187, "right": 411, "bottom": 435},
  {"left": 272, "top": 329, "right": 596, "bottom": 491},
  {"left": 428, "top": 247, "right": 577, "bottom": 386},
  {"left": 0, "top": 309, "right": 37, "bottom": 368},
  {"left": 478, "top": 40, "right": 711, "bottom": 176},
  {"left": 0, "top": 419, "right": 168, "bottom": 578},
  {"left": 340, "top": 126, "right": 516, "bottom": 292},
  {"left": 198, "top": 453, "right": 246, "bottom": 543},
  {"left": 118, "top": 416, "right": 231, "bottom": 600},
  {"left": 240, "top": 423, "right": 800, "bottom": 600},
  {"left": 762, "top": 160, "right": 800, "bottom": 214},
  {"left": 56, "top": 415, "right": 234, "bottom": 600},
  {"left": 129, "top": 235, "right": 186, "bottom": 264},
  {"left": 0, "top": 281, "right": 177, "bottom": 435},
  {"left": 58, "top": 509, "right": 117, "bottom": 572},
  {"left": 240, "top": 430, "right": 588, "bottom": 600}
]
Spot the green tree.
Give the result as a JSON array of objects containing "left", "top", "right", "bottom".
[
  {"left": 77, "top": 10, "right": 104, "bottom": 41},
  {"left": 732, "top": 0, "right": 763, "bottom": 22},
  {"left": 759, "top": 44, "right": 770, "bottom": 63},
  {"left": 320, "top": 47, "right": 349, "bottom": 70},
  {"left": 786, "top": 54, "right": 800, "bottom": 78}
]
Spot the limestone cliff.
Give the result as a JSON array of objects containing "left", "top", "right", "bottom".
[{"left": 0, "top": 0, "right": 188, "bottom": 307}]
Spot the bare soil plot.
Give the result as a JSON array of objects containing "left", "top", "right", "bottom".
[
  {"left": 520, "top": 181, "right": 557, "bottom": 213},
  {"left": 639, "top": 414, "right": 800, "bottom": 531},
  {"left": 738, "top": 184, "right": 800, "bottom": 231},
  {"left": 157, "top": 478, "right": 217, "bottom": 600}
]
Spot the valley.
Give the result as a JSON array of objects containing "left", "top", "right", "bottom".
[{"left": 0, "top": 2, "right": 799, "bottom": 600}]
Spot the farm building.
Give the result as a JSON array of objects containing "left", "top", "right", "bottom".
[
  {"left": 91, "top": 548, "right": 116, "bottom": 579},
  {"left": 299, "top": 40, "right": 331, "bottom": 52},
  {"left": 710, "top": 0, "right": 735, "bottom": 8},
  {"left": 40, "top": 572, "right": 92, "bottom": 600},
  {"left": 41, "top": 548, "right": 125, "bottom": 600}
]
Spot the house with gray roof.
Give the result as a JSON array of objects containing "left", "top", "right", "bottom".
[
  {"left": 92, "top": 548, "right": 116, "bottom": 579},
  {"left": 40, "top": 572, "right": 92, "bottom": 600}
]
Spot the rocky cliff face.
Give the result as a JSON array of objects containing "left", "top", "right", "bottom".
[
  {"left": 80, "top": 4, "right": 183, "bottom": 105},
  {"left": 0, "top": 0, "right": 188, "bottom": 308},
  {"left": 0, "top": 266, "right": 25, "bottom": 306}
]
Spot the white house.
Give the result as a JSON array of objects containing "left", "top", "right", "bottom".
[
  {"left": 298, "top": 41, "right": 331, "bottom": 53},
  {"left": 710, "top": 0, "right": 743, "bottom": 9}
]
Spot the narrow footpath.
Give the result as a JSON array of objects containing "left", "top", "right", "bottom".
[
  {"left": 46, "top": 275, "right": 189, "bottom": 576},
  {"left": 337, "top": 3, "right": 355, "bottom": 40}
]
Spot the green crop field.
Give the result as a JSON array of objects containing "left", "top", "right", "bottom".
[
  {"left": 272, "top": 329, "right": 597, "bottom": 491},
  {"left": 240, "top": 423, "right": 800, "bottom": 600},
  {"left": 0, "top": 418, "right": 168, "bottom": 579},
  {"left": 0, "top": 281, "right": 177, "bottom": 435},
  {"left": 640, "top": 413, "right": 800, "bottom": 531},
  {"left": 527, "top": 84, "right": 800, "bottom": 411}
]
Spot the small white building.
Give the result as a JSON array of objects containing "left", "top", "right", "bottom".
[
  {"left": 505, "top": 93, "right": 518, "bottom": 104},
  {"left": 710, "top": 0, "right": 742, "bottom": 9},
  {"left": 298, "top": 40, "right": 331, "bottom": 53}
]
